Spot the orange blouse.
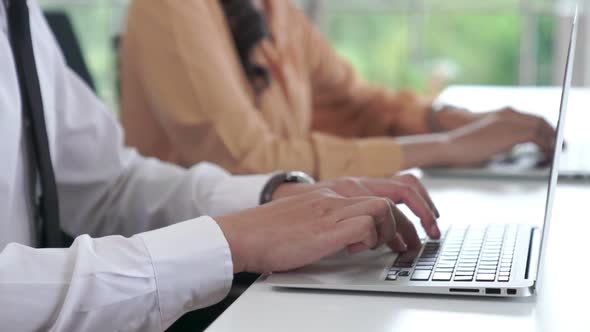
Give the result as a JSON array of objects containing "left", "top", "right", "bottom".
[{"left": 120, "top": 0, "right": 433, "bottom": 180}]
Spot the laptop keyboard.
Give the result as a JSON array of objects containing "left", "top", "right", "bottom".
[{"left": 386, "top": 225, "right": 518, "bottom": 282}]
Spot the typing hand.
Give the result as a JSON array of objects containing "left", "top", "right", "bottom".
[
  {"left": 445, "top": 107, "right": 556, "bottom": 167},
  {"left": 272, "top": 174, "right": 440, "bottom": 240},
  {"left": 216, "top": 188, "right": 435, "bottom": 274}
]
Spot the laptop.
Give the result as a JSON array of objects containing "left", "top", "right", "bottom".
[
  {"left": 266, "top": 8, "right": 577, "bottom": 297},
  {"left": 425, "top": 87, "right": 590, "bottom": 181},
  {"left": 425, "top": 14, "right": 587, "bottom": 182}
]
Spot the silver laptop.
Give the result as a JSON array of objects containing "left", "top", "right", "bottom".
[
  {"left": 426, "top": 11, "right": 586, "bottom": 182},
  {"left": 266, "top": 8, "right": 577, "bottom": 297}
]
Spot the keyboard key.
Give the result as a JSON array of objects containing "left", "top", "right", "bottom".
[
  {"left": 418, "top": 257, "right": 437, "bottom": 262},
  {"left": 421, "top": 254, "right": 438, "bottom": 259},
  {"left": 498, "top": 276, "right": 510, "bottom": 282},
  {"left": 439, "top": 257, "right": 459, "bottom": 262},
  {"left": 458, "top": 260, "right": 477, "bottom": 265},
  {"left": 476, "top": 274, "right": 496, "bottom": 281},
  {"left": 432, "top": 272, "right": 453, "bottom": 281},
  {"left": 454, "top": 275, "right": 474, "bottom": 281},
  {"left": 411, "top": 270, "right": 432, "bottom": 281},
  {"left": 398, "top": 271, "right": 410, "bottom": 277},
  {"left": 478, "top": 270, "right": 497, "bottom": 275},
  {"left": 458, "top": 259, "right": 478, "bottom": 264},
  {"left": 461, "top": 250, "right": 481, "bottom": 254},
  {"left": 441, "top": 250, "right": 460, "bottom": 254},
  {"left": 415, "top": 265, "right": 434, "bottom": 270},
  {"left": 386, "top": 274, "right": 398, "bottom": 281},
  {"left": 480, "top": 259, "right": 499, "bottom": 263},
  {"left": 455, "top": 271, "right": 474, "bottom": 276},
  {"left": 394, "top": 250, "right": 420, "bottom": 264},
  {"left": 479, "top": 263, "right": 499, "bottom": 268},
  {"left": 499, "top": 267, "right": 511, "bottom": 272},
  {"left": 481, "top": 254, "right": 500, "bottom": 258},
  {"left": 478, "top": 266, "right": 498, "bottom": 271},
  {"left": 455, "top": 265, "right": 475, "bottom": 271},
  {"left": 457, "top": 264, "right": 476, "bottom": 269},
  {"left": 499, "top": 272, "right": 510, "bottom": 277},
  {"left": 417, "top": 261, "right": 435, "bottom": 266}
]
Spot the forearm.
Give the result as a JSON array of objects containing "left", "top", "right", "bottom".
[
  {"left": 60, "top": 152, "right": 269, "bottom": 238},
  {"left": 0, "top": 218, "right": 232, "bottom": 331},
  {"left": 396, "top": 134, "right": 453, "bottom": 169},
  {"left": 430, "top": 105, "right": 486, "bottom": 132}
]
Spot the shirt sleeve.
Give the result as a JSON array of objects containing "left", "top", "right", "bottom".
[
  {"left": 122, "top": 0, "right": 407, "bottom": 180},
  {"left": 0, "top": 217, "right": 233, "bottom": 331}
]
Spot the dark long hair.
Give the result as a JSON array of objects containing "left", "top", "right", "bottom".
[{"left": 219, "top": 0, "right": 271, "bottom": 97}]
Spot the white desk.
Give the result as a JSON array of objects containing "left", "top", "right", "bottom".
[
  {"left": 206, "top": 86, "right": 590, "bottom": 332},
  {"left": 206, "top": 178, "right": 590, "bottom": 332}
]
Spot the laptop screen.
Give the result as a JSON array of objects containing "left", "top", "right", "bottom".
[{"left": 535, "top": 5, "right": 578, "bottom": 282}]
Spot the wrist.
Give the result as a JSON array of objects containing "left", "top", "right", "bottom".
[
  {"left": 259, "top": 171, "right": 315, "bottom": 204},
  {"left": 397, "top": 133, "right": 453, "bottom": 168},
  {"left": 432, "top": 105, "right": 479, "bottom": 132},
  {"left": 215, "top": 215, "right": 246, "bottom": 273},
  {"left": 272, "top": 182, "right": 313, "bottom": 201}
]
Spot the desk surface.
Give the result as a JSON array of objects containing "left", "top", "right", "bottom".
[
  {"left": 206, "top": 87, "right": 590, "bottom": 332},
  {"left": 207, "top": 177, "right": 590, "bottom": 332}
]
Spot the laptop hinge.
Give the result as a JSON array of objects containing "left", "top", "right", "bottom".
[{"left": 524, "top": 227, "right": 541, "bottom": 283}]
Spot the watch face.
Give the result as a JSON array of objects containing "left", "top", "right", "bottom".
[{"left": 285, "top": 171, "right": 315, "bottom": 184}]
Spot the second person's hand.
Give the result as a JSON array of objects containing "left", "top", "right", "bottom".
[{"left": 444, "top": 107, "right": 556, "bottom": 167}]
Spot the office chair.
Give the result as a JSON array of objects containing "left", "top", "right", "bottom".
[
  {"left": 43, "top": 10, "right": 96, "bottom": 247},
  {"left": 43, "top": 10, "right": 96, "bottom": 92}
]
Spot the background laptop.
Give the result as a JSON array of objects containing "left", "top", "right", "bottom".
[
  {"left": 266, "top": 8, "right": 577, "bottom": 298},
  {"left": 426, "top": 86, "right": 590, "bottom": 181}
]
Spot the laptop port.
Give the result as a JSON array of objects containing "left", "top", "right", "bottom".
[
  {"left": 507, "top": 289, "right": 517, "bottom": 295},
  {"left": 485, "top": 288, "right": 501, "bottom": 295},
  {"left": 449, "top": 288, "right": 479, "bottom": 293}
]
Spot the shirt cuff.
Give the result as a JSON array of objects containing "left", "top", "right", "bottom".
[
  {"left": 137, "top": 217, "right": 233, "bottom": 329},
  {"left": 207, "top": 173, "right": 272, "bottom": 217}
]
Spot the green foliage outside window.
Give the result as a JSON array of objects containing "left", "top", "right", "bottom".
[
  {"left": 38, "top": 1, "right": 558, "bottom": 109},
  {"left": 325, "top": 11, "right": 556, "bottom": 96}
]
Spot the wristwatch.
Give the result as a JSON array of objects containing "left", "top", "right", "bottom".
[{"left": 259, "top": 171, "right": 315, "bottom": 205}]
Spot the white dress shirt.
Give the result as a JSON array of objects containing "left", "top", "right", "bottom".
[{"left": 0, "top": 1, "right": 271, "bottom": 331}]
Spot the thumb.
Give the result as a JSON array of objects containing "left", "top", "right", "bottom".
[{"left": 328, "top": 216, "right": 379, "bottom": 255}]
